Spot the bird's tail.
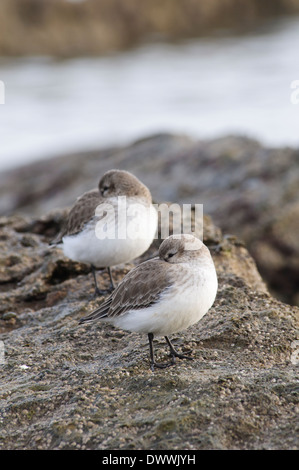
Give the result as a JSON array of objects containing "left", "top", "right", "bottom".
[
  {"left": 78, "top": 298, "right": 111, "bottom": 324},
  {"left": 49, "top": 234, "right": 63, "bottom": 246}
]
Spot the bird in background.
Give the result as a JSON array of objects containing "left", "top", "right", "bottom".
[{"left": 51, "top": 169, "right": 158, "bottom": 296}]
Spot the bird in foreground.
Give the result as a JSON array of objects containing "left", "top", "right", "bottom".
[
  {"left": 79, "top": 234, "right": 218, "bottom": 371},
  {"left": 51, "top": 169, "right": 158, "bottom": 296}
]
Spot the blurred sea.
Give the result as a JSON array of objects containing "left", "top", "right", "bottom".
[{"left": 0, "top": 17, "right": 299, "bottom": 171}]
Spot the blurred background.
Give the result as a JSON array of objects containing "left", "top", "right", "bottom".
[
  {"left": 1, "top": 0, "right": 299, "bottom": 169},
  {"left": 0, "top": 0, "right": 299, "bottom": 306}
]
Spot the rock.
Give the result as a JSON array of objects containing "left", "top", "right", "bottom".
[
  {"left": 2, "top": 0, "right": 299, "bottom": 57},
  {"left": 0, "top": 208, "right": 298, "bottom": 450},
  {"left": 1, "top": 133, "right": 297, "bottom": 305}
]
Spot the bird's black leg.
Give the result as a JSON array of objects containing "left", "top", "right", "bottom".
[
  {"left": 91, "top": 265, "right": 111, "bottom": 297},
  {"left": 165, "top": 336, "right": 193, "bottom": 363},
  {"left": 107, "top": 266, "right": 115, "bottom": 292},
  {"left": 148, "top": 333, "right": 174, "bottom": 371},
  {"left": 148, "top": 333, "right": 155, "bottom": 370}
]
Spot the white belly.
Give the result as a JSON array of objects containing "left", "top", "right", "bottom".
[
  {"left": 62, "top": 201, "right": 157, "bottom": 268},
  {"left": 113, "top": 266, "right": 218, "bottom": 336}
]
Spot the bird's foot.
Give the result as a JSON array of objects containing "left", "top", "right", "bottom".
[
  {"left": 170, "top": 349, "right": 193, "bottom": 361},
  {"left": 164, "top": 336, "right": 193, "bottom": 362},
  {"left": 150, "top": 360, "right": 175, "bottom": 372}
]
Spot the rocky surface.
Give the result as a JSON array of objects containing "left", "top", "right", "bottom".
[
  {"left": 1, "top": 133, "right": 298, "bottom": 305},
  {"left": 0, "top": 207, "right": 298, "bottom": 450}
]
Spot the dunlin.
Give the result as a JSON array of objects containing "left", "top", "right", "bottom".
[
  {"left": 51, "top": 170, "right": 157, "bottom": 296},
  {"left": 79, "top": 234, "right": 218, "bottom": 370}
]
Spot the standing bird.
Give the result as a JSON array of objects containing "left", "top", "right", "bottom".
[
  {"left": 51, "top": 169, "right": 158, "bottom": 296},
  {"left": 79, "top": 234, "right": 218, "bottom": 370}
]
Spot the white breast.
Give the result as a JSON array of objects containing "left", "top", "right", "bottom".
[
  {"left": 62, "top": 198, "right": 157, "bottom": 268},
  {"left": 113, "top": 263, "right": 218, "bottom": 336}
]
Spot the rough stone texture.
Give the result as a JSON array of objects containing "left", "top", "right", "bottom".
[
  {"left": 1, "top": 133, "right": 299, "bottom": 305},
  {"left": 0, "top": 208, "right": 298, "bottom": 450}
]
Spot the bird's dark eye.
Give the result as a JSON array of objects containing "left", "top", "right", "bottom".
[
  {"left": 168, "top": 252, "right": 175, "bottom": 258},
  {"left": 101, "top": 185, "right": 110, "bottom": 194}
]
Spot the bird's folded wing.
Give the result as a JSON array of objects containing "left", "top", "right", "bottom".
[
  {"left": 79, "top": 258, "right": 172, "bottom": 324},
  {"left": 108, "top": 258, "right": 172, "bottom": 318},
  {"left": 78, "top": 296, "right": 113, "bottom": 324},
  {"left": 50, "top": 189, "right": 102, "bottom": 244}
]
